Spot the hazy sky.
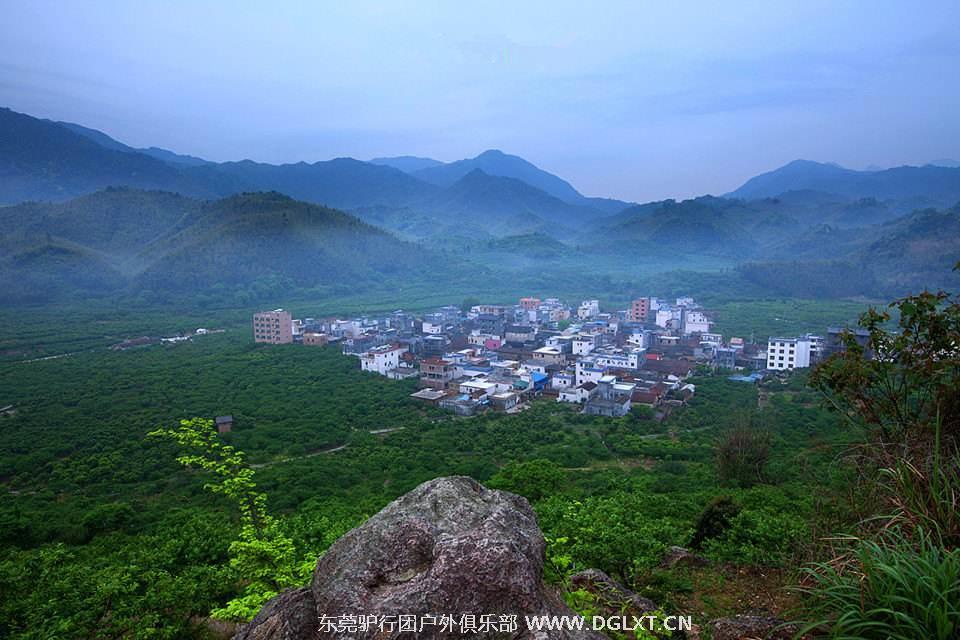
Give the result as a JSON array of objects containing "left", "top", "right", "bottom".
[{"left": 2, "top": 1, "right": 958, "bottom": 201}]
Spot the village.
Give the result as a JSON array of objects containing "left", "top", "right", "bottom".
[{"left": 252, "top": 297, "right": 865, "bottom": 417}]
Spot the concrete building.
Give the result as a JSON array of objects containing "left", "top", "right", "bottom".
[
  {"left": 572, "top": 333, "right": 599, "bottom": 356},
  {"left": 627, "top": 298, "right": 650, "bottom": 322},
  {"left": 253, "top": 309, "right": 293, "bottom": 344},
  {"left": 360, "top": 344, "right": 406, "bottom": 376},
  {"left": 558, "top": 381, "right": 598, "bottom": 404},
  {"left": 584, "top": 376, "right": 636, "bottom": 417},
  {"left": 519, "top": 297, "right": 541, "bottom": 310},
  {"left": 420, "top": 358, "right": 456, "bottom": 390},
  {"left": 766, "top": 335, "right": 824, "bottom": 371},
  {"left": 591, "top": 348, "right": 642, "bottom": 371},
  {"left": 532, "top": 346, "right": 565, "bottom": 366},
  {"left": 505, "top": 324, "right": 536, "bottom": 345},
  {"left": 578, "top": 300, "right": 600, "bottom": 320},
  {"left": 303, "top": 332, "right": 329, "bottom": 346},
  {"left": 683, "top": 310, "right": 711, "bottom": 335},
  {"left": 715, "top": 347, "right": 737, "bottom": 369}
]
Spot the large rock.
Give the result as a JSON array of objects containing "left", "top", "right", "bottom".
[
  {"left": 568, "top": 569, "right": 657, "bottom": 615},
  {"left": 235, "top": 476, "right": 602, "bottom": 639},
  {"left": 659, "top": 546, "right": 709, "bottom": 570}
]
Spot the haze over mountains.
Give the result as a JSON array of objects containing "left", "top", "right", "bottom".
[{"left": 1, "top": 105, "right": 959, "bottom": 303}]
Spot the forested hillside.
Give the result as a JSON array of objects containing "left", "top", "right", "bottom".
[{"left": 0, "top": 188, "right": 466, "bottom": 303}]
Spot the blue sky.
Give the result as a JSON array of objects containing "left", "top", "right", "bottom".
[{"left": 2, "top": 1, "right": 958, "bottom": 201}]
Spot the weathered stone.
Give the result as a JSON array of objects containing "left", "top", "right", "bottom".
[
  {"left": 659, "top": 546, "right": 709, "bottom": 569},
  {"left": 709, "top": 614, "right": 798, "bottom": 640},
  {"left": 234, "top": 476, "right": 603, "bottom": 639},
  {"left": 568, "top": 569, "right": 657, "bottom": 615},
  {"left": 235, "top": 588, "right": 318, "bottom": 640}
]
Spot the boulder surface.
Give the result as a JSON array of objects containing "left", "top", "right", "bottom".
[{"left": 235, "top": 476, "right": 602, "bottom": 639}]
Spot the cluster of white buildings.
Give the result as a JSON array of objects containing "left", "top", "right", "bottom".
[{"left": 252, "top": 296, "right": 857, "bottom": 417}]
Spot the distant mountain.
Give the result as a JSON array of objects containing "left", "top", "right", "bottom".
[
  {"left": 1, "top": 107, "right": 627, "bottom": 234},
  {"left": 0, "top": 108, "right": 239, "bottom": 203},
  {"left": 369, "top": 155, "right": 445, "bottom": 173},
  {"left": 411, "top": 149, "right": 631, "bottom": 213},
  {"left": 0, "top": 188, "right": 463, "bottom": 302},
  {"left": 599, "top": 196, "right": 765, "bottom": 256},
  {"left": 737, "top": 206, "right": 960, "bottom": 298},
  {"left": 55, "top": 120, "right": 212, "bottom": 166},
  {"left": 418, "top": 169, "right": 602, "bottom": 235},
  {"left": 929, "top": 159, "right": 960, "bottom": 169},
  {"left": 203, "top": 158, "right": 437, "bottom": 210},
  {"left": 729, "top": 159, "right": 960, "bottom": 205}
]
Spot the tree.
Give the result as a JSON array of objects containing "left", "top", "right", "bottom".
[
  {"left": 716, "top": 414, "right": 771, "bottom": 488},
  {"left": 810, "top": 277, "right": 960, "bottom": 543},
  {"left": 486, "top": 459, "right": 565, "bottom": 502},
  {"left": 149, "top": 418, "right": 310, "bottom": 621}
]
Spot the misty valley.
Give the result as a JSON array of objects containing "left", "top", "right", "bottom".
[{"left": 1, "top": 7, "right": 960, "bottom": 638}]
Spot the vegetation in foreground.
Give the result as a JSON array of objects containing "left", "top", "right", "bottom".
[{"left": 1, "top": 279, "right": 958, "bottom": 638}]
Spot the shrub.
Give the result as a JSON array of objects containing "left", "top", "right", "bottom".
[
  {"left": 704, "top": 509, "right": 806, "bottom": 566},
  {"left": 717, "top": 426, "right": 771, "bottom": 488},
  {"left": 689, "top": 496, "right": 741, "bottom": 550}
]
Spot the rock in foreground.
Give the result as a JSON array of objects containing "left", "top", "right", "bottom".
[{"left": 235, "top": 476, "right": 601, "bottom": 639}]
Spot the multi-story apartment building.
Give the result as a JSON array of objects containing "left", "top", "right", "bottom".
[
  {"left": 519, "top": 297, "right": 541, "bottom": 310},
  {"left": 253, "top": 309, "right": 293, "bottom": 344},
  {"left": 627, "top": 298, "right": 650, "bottom": 322},
  {"left": 766, "top": 334, "right": 824, "bottom": 370}
]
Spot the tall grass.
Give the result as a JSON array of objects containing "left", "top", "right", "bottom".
[{"left": 797, "top": 528, "right": 960, "bottom": 639}]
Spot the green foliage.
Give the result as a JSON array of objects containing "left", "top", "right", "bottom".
[
  {"left": 703, "top": 508, "right": 807, "bottom": 566},
  {"left": 811, "top": 281, "right": 960, "bottom": 542},
  {"left": 799, "top": 528, "right": 960, "bottom": 640},
  {"left": 688, "top": 496, "right": 741, "bottom": 551},
  {"left": 149, "top": 418, "right": 306, "bottom": 622},
  {"left": 537, "top": 493, "right": 687, "bottom": 582},
  {"left": 0, "top": 305, "right": 860, "bottom": 637},
  {"left": 486, "top": 459, "right": 566, "bottom": 502},
  {"left": 716, "top": 420, "right": 772, "bottom": 488}
]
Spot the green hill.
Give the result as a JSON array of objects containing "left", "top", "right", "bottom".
[{"left": 0, "top": 189, "right": 463, "bottom": 303}]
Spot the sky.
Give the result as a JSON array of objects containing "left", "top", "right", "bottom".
[{"left": 1, "top": 1, "right": 958, "bottom": 202}]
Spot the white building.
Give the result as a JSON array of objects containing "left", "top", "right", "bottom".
[
  {"left": 575, "top": 358, "right": 609, "bottom": 386},
  {"left": 422, "top": 321, "right": 443, "bottom": 335},
  {"left": 591, "top": 348, "right": 642, "bottom": 371},
  {"left": 683, "top": 310, "right": 712, "bottom": 335},
  {"left": 766, "top": 335, "right": 824, "bottom": 370},
  {"left": 558, "top": 381, "right": 598, "bottom": 404},
  {"left": 572, "top": 334, "right": 599, "bottom": 356},
  {"left": 655, "top": 308, "right": 677, "bottom": 329},
  {"left": 577, "top": 300, "right": 600, "bottom": 320},
  {"left": 359, "top": 344, "right": 406, "bottom": 376},
  {"left": 551, "top": 372, "right": 575, "bottom": 390}
]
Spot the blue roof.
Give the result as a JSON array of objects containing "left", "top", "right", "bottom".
[{"left": 531, "top": 372, "right": 548, "bottom": 383}]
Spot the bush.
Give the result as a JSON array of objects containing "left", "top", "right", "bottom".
[
  {"left": 704, "top": 509, "right": 806, "bottom": 566},
  {"left": 717, "top": 426, "right": 771, "bottom": 488},
  {"left": 689, "top": 496, "right": 741, "bottom": 550}
]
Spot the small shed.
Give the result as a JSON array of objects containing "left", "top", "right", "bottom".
[{"left": 215, "top": 415, "right": 234, "bottom": 433}]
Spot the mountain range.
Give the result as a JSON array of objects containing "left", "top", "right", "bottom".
[
  {"left": 1, "top": 105, "right": 959, "bottom": 302},
  {"left": 0, "top": 108, "right": 629, "bottom": 239}
]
